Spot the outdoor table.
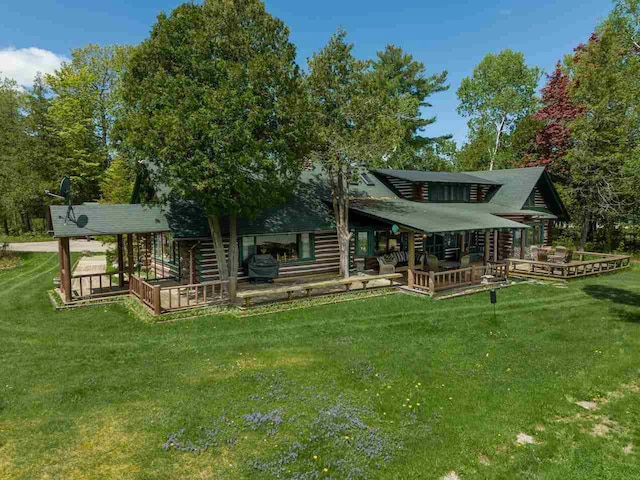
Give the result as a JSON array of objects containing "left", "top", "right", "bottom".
[{"left": 440, "top": 260, "right": 461, "bottom": 270}]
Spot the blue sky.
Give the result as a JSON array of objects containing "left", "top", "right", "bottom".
[{"left": 0, "top": 0, "right": 612, "bottom": 144}]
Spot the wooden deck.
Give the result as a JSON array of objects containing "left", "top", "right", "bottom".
[
  {"left": 407, "top": 263, "right": 508, "bottom": 296},
  {"left": 507, "top": 251, "right": 631, "bottom": 280}
]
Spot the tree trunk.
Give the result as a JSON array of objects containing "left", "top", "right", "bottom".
[
  {"left": 2, "top": 217, "right": 9, "bottom": 235},
  {"left": 579, "top": 211, "right": 591, "bottom": 251},
  {"left": 227, "top": 215, "right": 238, "bottom": 301},
  {"left": 330, "top": 164, "right": 352, "bottom": 278},
  {"left": 207, "top": 213, "right": 229, "bottom": 284},
  {"left": 489, "top": 115, "right": 506, "bottom": 171}
]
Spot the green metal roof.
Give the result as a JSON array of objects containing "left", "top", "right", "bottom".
[
  {"left": 50, "top": 203, "right": 169, "bottom": 238},
  {"left": 348, "top": 198, "right": 530, "bottom": 233},
  {"left": 468, "top": 167, "right": 567, "bottom": 220},
  {"left": 465, "top": 167, "right": 544, "bottom": 209},
  {"left": 373, "top": 168, "right": 501, "bottom": 185},
  {"left": 168, "top": 186, "right": 335, "bottom": 239}
]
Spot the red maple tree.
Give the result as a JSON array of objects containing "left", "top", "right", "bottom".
[{"left": 522, "top": 62, "right": 585, "bottom": 173}]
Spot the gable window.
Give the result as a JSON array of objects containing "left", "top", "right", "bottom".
[
  {"left": 240, "top": 233, "right": 315, "bottom": 263},
  {"left": 524, "top": 190, "right": 536, "bottom": 208},
  {"left": 429, "top": 184, "right": 470, "bottom": 202},
  {"left": 411, "top": 183, "right": 425, "bottom": 201}
]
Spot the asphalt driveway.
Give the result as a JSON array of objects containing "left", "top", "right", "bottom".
[{"left": 6, "top": 240, "right": 110, "bottom": 253}]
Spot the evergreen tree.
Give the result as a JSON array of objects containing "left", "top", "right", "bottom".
[
  {"left": 119, "top": 0, "right": 308, "bottom": 296},
  {"left": 370, "top": 45, "right": 450, "bottom": 169},
  {"left": 306, "top": 30, "right": 419, "bottom": 276}
]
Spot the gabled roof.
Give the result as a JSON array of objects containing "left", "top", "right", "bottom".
[
  {"left": 467, "top": 167, "right": 545, "bottom": 209},
  {"left": 302, "top": 168, "right": 538, "bottom": 233},
  {"left": 373, "top": 168, "right": 501, "bottom": 185},
  {"left": 50, "top": 203, "right": 169, "bottom": 238},
  {"left": 468, "top": 167, "right": 568, "bottom": 220}
]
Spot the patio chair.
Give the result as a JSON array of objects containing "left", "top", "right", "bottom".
[
  {"left": 531, "top": 247, "right": 548, "bottom": 262},
  {"left": 377, "top": 254, "right": 396, "bottom": 275},
  {"left": 426, "top": 254, "right": 440, "bottom": 272},
  {"left": 549, "top": 246, "right": 572, "bottom": 264},
  {"left": 460, "top": 254, "right": 470, "bottom": 267}
]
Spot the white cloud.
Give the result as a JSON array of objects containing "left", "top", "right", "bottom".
[{"left": 0, "top": 47, "right": 68, "bottom": 86}]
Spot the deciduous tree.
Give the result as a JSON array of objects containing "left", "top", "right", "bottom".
[
  {"left": 457, "top": 50, "right": 541, "bottom": 170},
  {"left": 46, "top": 44, "right": 130, "bottom": 201},
  {"left": 565, "top": 8, "right": 640, "bottom": 250},
  {"left": 523, "top": 64, "right": 584, "bottom": 178}
]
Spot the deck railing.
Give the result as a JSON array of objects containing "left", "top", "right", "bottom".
[
  {"left": 70, "top": 270, "right": 129, "bottom": 300},
  {"left": 160, "top": 280, "right": 228, "bottom": 313},
  {"left": 130, "top": 274, "right": 228, "bottom": 315},
  {"left": 507, "top": 251, "right": 631, "bottom": 279},
  {"left": 130, "top": 274, "right": 159, "bottom": 313},
  {"left": 409, "top": 263, "right": 507, "bottom": 295}
]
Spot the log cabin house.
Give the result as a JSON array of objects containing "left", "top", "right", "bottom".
[
  {"left": 50, "top": 165, "right": 566, "bottom": 284},
  {"left": 49, "top": 165, "right": 582, "bottom": 311}
]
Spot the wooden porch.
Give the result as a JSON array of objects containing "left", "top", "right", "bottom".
[
  {"left": 507, "top": 251, "right": 632, "bottom": 280},
  {"left": 406, "top": 263, "right": 509, "bottom": 296}
]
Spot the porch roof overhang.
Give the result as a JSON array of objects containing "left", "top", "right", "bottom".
[
  {"left": 50, "top": 203, "right": 169, "bottom": 238},
  {"left": 348, "top": 199, "right": 533, "bottom": 234}
]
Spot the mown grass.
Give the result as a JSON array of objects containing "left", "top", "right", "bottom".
[
  {"left": 1, "top": 253, "right": 640, "bottom": 479},
  {"left": 0, "top": 233, "right": 53, "bottom": 243}
]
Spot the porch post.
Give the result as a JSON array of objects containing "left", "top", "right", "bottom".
[
  {"left": 546, "top": 220, "right": 553, "bottom": 246},
  {"left": 484, "top": 230, "right": 490, "bottom": 264},
  {"left": 520, "top": 228, "right": 526, "bottom": 259},
  {"left": 60, "top": 237, "right": 71, "bottom": 303},
  {"left": 117, "top": 234, "right": 125, "bottom": 287},
  {"left": 407, "top": 232, "right": 415, "bottom": 289},
  {"left": 493, "top": 230, "right": 499, "bottom": 262},
  {"left": 127, "top": 233, "right": 134, "bottom": 280},
  {"left": 58, "top": 238, "right": 65, "bottom": 295},
  {"left": 460, "top": 233, "right": 465, "bottom": 254}
]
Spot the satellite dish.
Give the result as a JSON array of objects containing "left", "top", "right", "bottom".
[
  {"left": 76, "top": 214, "right": 88, "bottom": 228},
  {"left": 60, "top": 176, "right": 71, "bottom": 200}
]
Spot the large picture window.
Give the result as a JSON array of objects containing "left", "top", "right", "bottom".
[
  {"left": 429, "top": 184, "right": 471, "bottom": 202},
  {"left": 423, "top": 234, "right": 445, "bottom": 259},
  {"left": 374, "top": 231, "right": 408, "bottom": 254},
  {"left": 240, "top": 233, "right": 315, "bottom": 263}
]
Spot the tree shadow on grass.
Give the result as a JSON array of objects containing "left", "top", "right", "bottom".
[{"left": 582, "top": 285, "right": 640, "bottom": 323}]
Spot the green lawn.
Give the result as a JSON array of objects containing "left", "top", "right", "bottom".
[
  {"left": 0, "top": 233, "right": 53, "bottom": 243},
  {"left": 1, "top": 254, "right": 640, "bottom": 479}
]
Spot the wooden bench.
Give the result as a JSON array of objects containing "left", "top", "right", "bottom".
[{"left": 236, "top": 273, "right": 402, "bottom": 307}]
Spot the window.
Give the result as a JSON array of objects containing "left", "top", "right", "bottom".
[
  {"left": 374, "top": 231, "right": 408, "bottom": 254},
  {"left": 527, "top": 224, "right": 545, "bottom": 246},
  {"left": 154, "top": 232, "right": 177, "bottom": 264},
  {"left": 257, "top": 234, "right": 298, "bottom": 262},
  {"left": 429, "top": 183, "right": 471, "bottom": 202},
  {"left": 240, "top": 233, "right": 315, "bottom": 263},
  {"left": 524, "top": 190, "right": 536, "bottom": 208},
  {"left": 360, "top": 173, "right": 375, "bottom": 186},
  {"left": 356, "top": 231, "right": 370, "bottom": 256},
  {"left": 423, "top": 234, "right": 445, "bottom": 259}
]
